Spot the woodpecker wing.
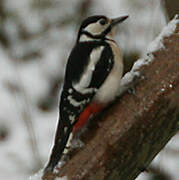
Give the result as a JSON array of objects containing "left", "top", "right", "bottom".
[
  {"left": 61, "top": 41, "right": 114, "bottom": 126},
  {"left": 45, "top": 41, "right": 114, "bottom": 172}
]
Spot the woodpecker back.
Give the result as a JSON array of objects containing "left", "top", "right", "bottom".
[{"left": 45, "top": 14, "right": 128, "bottom": 173}]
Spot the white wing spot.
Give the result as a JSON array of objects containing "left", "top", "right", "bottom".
[
  {"left": 68, "top": 88, "right": 73, "bottom": 93},
  {"left": 67, "top": 95, "right": 87, "bottom": 107},
  {"left": 64, "top": 127, "right": 68, "bottom": 133},
  {"left": 69, "top": 115, "right": 75, "bottom": 123},
  {"left": 73, "top": 46, "right": 104, "bottom": 94},
  {"left": 63, "top": 133, "right": 73, "bottom": 155}
]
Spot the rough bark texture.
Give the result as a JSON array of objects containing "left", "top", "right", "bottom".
[
  {"left": 43, "top": 17, "right": 179, "bottom": 180},
  {"left": 164, "top": 0, "right": 179, "bottom": 20}
]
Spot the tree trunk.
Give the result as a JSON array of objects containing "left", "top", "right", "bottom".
[{"left": 163, "top": 0, "right": 179, "bottom": 20}]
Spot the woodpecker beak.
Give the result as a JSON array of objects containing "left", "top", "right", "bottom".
[{"left": 111, "top": 15, "right": 129, "bottom": 27}]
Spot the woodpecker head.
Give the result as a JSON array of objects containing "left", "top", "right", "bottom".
[{"left": 77, "top": 15, "right": 129, "bottom": 42}]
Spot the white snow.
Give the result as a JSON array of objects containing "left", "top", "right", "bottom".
[
  {"left": 29, "top": 170, "right": 44, "bottom": 180},
  {"left": 29, "top": 169, "right": 68, "bottom": 180},
  {"left": 147, "top": 15, "right": 179, "bottom": 53},
  {"left": 119, "top": 15, "right": 178, "bottom": 94},
  {"left": 55, "top": 176, "right": 67, "bottom": 180}
]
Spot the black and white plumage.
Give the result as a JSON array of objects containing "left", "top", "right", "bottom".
[{"left": 45, "top": 15, "right": 128, "bottom": 172}]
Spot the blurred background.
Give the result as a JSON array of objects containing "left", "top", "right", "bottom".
[{"left": 0, "top": 0, "right": 178, "bottom": 179}]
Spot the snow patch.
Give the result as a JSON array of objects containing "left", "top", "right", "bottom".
[
  {"left": 29, "top": 169, "right": 67, "bottom": 180},
  {"left": 147, "top": 15, "right": 179, "bottom": 53},
  {"left": 55, "top": 176, "right": 67, "bottom": 180},
  {"left": 29, "top": 170, "right": 44, "bottom": 180},
  {"left": 120, "top": 15, "right": 179, "bottom": 94}
]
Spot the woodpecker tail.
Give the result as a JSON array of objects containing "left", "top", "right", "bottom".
[
  {"left": 44, "top": 119, "right": 72, "bottom": 173},
  {"left": 44, "top": 102, "right": 104, "bottom": 173}
]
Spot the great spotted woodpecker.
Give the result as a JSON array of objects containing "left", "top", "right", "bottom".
[{"left": 45, "top": 15, "right": 128, "bottom": 172}]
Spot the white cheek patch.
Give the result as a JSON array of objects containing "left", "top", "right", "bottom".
[
  {"left": 84, "top": 23, "right": 102, "bottom": 35},
  {"left": 83, "top": 22, "right": 110, "bottom": 36},
  {"left": 73, "top": 46, "right": 104, "bottom": 94}
]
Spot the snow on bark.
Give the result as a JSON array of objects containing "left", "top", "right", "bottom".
[{"left": 119, "top": 14, "right": 179, "bottom": 94}]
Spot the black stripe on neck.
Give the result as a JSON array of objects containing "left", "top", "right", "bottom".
[
  {"left": 80, "top": 30, "right": 115, "bottom": 43},
  {"left": 81, "top": 31, "right": 105, "bottom": 40}
]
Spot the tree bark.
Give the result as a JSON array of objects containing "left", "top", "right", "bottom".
[
  {"left": 163, "top": 0, "right": 179, "bottom": 20},
  {"left": 43, "top": 16, "right": 179, "bottom": 180}
]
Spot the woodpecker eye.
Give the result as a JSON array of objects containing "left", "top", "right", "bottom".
[{"left": 99, "top": 19, "right": 107, "bottom": 25}]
